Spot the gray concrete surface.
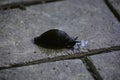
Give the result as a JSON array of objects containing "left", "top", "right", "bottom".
[
  {"left": 90, "top": 51, "right": 120, "bottom": 80},
  {"left": 0, "top": 0, "right": 120, "bottom": 67},
  {"left": 0, "top": 0, "right": 44, "bottom": 5},
  {"left": 0, "top": 0, "right": 120, "bottom": 80},
  {"left": 0, "top": 60, "right": 94, "bottom": 80}
]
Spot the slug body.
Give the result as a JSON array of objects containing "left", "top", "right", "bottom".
[{"left": 34, "top": 29, "right": 78, "bottom": 49}]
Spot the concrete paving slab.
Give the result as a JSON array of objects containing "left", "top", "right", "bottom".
[
  {"left": 0, "top": 0, "right": 55, "bottom": 5},
  {"left": 31, "top": 0, "right": 120, "bottom": 49},
  {"left": 90, "top": 51, "right": 120, "bottom": 80},
  {"left": 0, "top": 0, "right": 25, "bottom": 5},
  {"left": 0, "top": 60, "right": 94, "bottom": 80},
  {"left": 0, "top": 0, "right": 120, "bottom": 68}
]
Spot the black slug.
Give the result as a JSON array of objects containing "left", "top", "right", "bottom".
[{"left": 34, "top": 29, "right": 79, "bottom": 49}]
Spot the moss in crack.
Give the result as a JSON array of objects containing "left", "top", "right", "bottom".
[
  {"left": 81, "top": 57, "right": 103, "bottom": 80},
  {"left": 0, "top": 45, "right": 120, "bottom": 70},
  {"left": 104, "top": 0, "right": 120, "bottom": 22}
]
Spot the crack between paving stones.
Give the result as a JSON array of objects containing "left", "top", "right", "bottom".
[
  {"left": 0, "top": 45, "right": 120, "bottom": 70},
  {"left": 104, "top": 0, "right": 120, "bottom": 22},
  {"left": 81, "top": 57, "right": 103, "bottom": 80},
  {"left": 0, "top": 0, "right": 64, "bottom": 10}
]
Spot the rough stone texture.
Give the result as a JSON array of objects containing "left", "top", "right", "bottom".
[
  {"left": 0, "top": 0, "right": 120, "bottom": 66},
  {"left": 109, "top": 0, "right": 120, "bottom": 14},
  {"left": 0, "top": 60, "right": 94, "bottom": 80},
  {"left": 0, "top": 0, "right": 42, "bottom": 5},
  {"left": 90, "top": 51, "right": 120, "bottom": 80},
  {"left": 0, "top": 0, "right": 120, "bottom": 80}
]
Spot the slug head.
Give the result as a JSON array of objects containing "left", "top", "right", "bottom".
[{"left": 65, "top": 36, "right": 78, "bottom": 48}]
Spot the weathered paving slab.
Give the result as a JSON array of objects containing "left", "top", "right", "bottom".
[
  {"left": 0, "top": 0, "right": 27, "bottom": 5},
  {"left": 0, "top": 0, "right": 120, "bottom": 80},
  {"left": 0, "top": 60, "right": 94, "bottom": 80},
  {"left": 0, "top": 0, "right": 120, "bottom": 67},
  {"left": 90, "top": 51, "right": 120, "bottom": 80}
]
